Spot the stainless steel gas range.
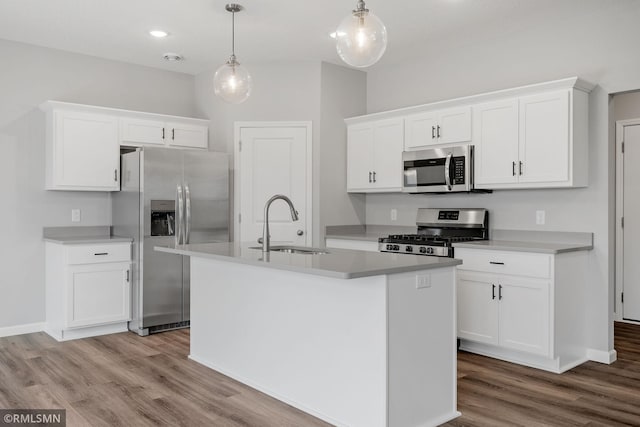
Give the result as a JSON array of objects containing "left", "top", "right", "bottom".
[{"left": 378, "top": 208, "right": 489, "bottom": 257}]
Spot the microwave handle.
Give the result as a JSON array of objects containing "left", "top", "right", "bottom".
[{"left": 444, "top": 153, "right": 453, "bottom": 191}]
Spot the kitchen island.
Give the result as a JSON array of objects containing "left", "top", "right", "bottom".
[{"left": 156, "top": 242, "right": 462, "bottom": 427}]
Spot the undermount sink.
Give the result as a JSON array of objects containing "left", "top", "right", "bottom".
[{"left": 250, "top": 245, "right": 330, "bottom": 255}]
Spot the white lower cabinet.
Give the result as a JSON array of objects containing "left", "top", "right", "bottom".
[
  {"left": 456, "top": 247, "right": 587, "bottom": 373},
  {"left": 46, "top": 241, "right": 132, "bottom": 341}
]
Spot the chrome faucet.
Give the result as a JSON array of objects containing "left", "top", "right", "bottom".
[{"left": 261, "top": 194, "right": 299, "bottom": 253}]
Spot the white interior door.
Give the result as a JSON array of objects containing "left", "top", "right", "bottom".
[
  {"left": 237, "top": 123, "right": 311, "bottom": 246},
  {"left": 623, "top": 124, "right": 640, "bottom": 321}
]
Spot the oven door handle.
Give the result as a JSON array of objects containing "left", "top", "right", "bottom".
[{"left": 444, "top": 153, "right": 453, "bottom": 191}]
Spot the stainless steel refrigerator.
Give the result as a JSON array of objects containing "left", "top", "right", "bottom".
[{"left": 112, "top": 147, "right": 229, "bottom": 336}]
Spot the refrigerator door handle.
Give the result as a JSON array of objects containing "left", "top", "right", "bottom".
[
  {"left": 176, "top": 184, "right": 184, "bottom": 245},
  {"left": 185, "top": 183, "right": 191, "bottom": 244}
]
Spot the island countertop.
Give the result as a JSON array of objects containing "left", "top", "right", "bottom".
[{"left": 155, "top": 242, "right": 461, "bottom": 279}]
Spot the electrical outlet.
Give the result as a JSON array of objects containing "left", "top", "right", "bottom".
[
  {"left": 536, "top": 210, "right": 545, "bottom": 225},
  {"left": 71, "top": 209, "right": 81, "bottom": 223},
  {"left": 416, "top": 275, "right": 431, "bottom": 289},
  {"left": 390, "top": 208, "right": 398, "bottom": 221}
]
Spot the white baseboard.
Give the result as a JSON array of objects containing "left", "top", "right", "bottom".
[
  {"left": 587, "top": 348, "right": 617, "bottom": 364},
  {"left": 0, "top": 322, "right": 45, "bottom": 338}
]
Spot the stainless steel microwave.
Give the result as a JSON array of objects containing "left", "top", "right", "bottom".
[{"left": 402, "top": 145, "right": 474, "bottom": 193}]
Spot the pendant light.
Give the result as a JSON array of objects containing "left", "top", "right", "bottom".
[
  {"left": 335, "top": 0, "right": 387, "bottom": 68},
  {"left": 214, "top": 4, "right": 252, "bottom": 104}
]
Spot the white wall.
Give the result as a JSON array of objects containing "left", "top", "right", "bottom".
[
  {"left": 319, "top": 62, "right": 367, "bottom": 241},
  {"left": 194, "top": 61, "right": 367, "bottom": 245},
  {"left": 365, "top": 1, "right": 640, "bottom": 357},
  {"left": 0, "top": 39, "right": 196, "bottom": 329}
]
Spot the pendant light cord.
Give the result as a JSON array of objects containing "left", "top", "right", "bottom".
[{"left": 231, "top": 9, "right": 235, "bottom": 58}]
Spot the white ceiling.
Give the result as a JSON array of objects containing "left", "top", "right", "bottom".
[{"left": 0, "top": 0, "right": 613, "bottom": 75}]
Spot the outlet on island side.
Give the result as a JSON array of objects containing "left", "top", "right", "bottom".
[
  {"left": 536, "top": 210, "right": 545, "bottom": 225},
  {"left": 71, "top": 209, "right": 81, "bottom": 223},
  {"left": 391, "top": 208, "right": 398, "bottom": 221}
]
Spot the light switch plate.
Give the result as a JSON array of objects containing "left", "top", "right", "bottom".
[
  {"left": 536, "top": 210, "right": 546, "bottom": 225},
  {"left": 71, "top": 209, "right": 81, "bottom": 223},
  {"left": 391, "top": 209, "right": 398, "bottom": 221},
  {"left": 416, "top": 275, "right": 431, "bottom": 289}
]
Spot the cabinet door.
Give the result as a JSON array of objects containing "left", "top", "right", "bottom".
[
  {"left": 372, "top": 118, "right": 403, "bottom": 190},
  {"left": 518, "top": 91, "right": 570, "bottom": 184},
  {"left": 166, "top": 122, "right": 208, "bottom": 149},
  {"left": 66, "top": 262, "right": 131, "bottom": 328},
  {"left": 404, "top": 112, "right": 438, "bottom": 149},
  {"left": 437, "top": 106, "right": 472, "bottom": 144},
  {"left": 347, "top": 123, "right": 374, "bottom": 191},
  {"left": 120, "top": 117, "right": 165, "bottom": 146},
  {"left": 498, "top": 277, "right": 550, "bottom": 356},
  {"left": 457, "top": 272, "right": 499, "bottom": 345},
  {"left": 53, "top": 111, "right": 119, "bottom": 190},
  {"left": 473, "top": 99, "right": 519, "bottom": 187}
]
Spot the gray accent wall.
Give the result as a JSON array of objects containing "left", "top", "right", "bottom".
[
  {"left": 364, "top": 2, "right": 640, "bottom": 359},
  {"left": 194, "top": 61, "right": 366, "bottom": 245},
  {"left": 0, "top": 39, "right": 196, "bottom": 329}
]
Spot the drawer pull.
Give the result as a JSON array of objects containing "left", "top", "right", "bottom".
[
  {"left": 499, "top": 284, "right": 503, "bottom": 300},
  {"left": 94, "top": 252, "right": 109, "bottom": 256},
  {"left": 492, "top": 284, "right": 496, "bottom": 300},
  {"left": 489, "top": 261, "right": 505, "bottom": 265}
]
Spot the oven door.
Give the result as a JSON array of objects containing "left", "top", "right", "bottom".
[{"left": 402, "top": 145, "right": 473, "bottom": 193}]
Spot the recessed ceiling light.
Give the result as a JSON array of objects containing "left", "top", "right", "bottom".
[
  {"left": 150, "top": 30, "right": 169, "bottom": 38},
  {"left": 163, "top": 52, "right": 184, "bottom": 62}
]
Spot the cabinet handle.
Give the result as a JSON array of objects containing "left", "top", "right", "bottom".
[
  {"left": 490, "top": 261, "right": 505, "bottom": 265},
  {"left": 373, "top": 171, "right": 376, "bottom": 183},
  {"left": 492, "top": 284, "right": 496, "bottom": 300},
  {"left": 114, "top": 169, "right": 118, "bottom": 182},
  {"left": 94, "top": 252, "right": 109, "bottom": 256},
  {"left": 512, "top": 161, "right": 516, "bottom": 176},
  {"left": 162, "top": 128, "right": 165, "bottom": 139},
  {"left": 499, "top": 284, "right": 503, "bottom": 300},
  {"left": 437, "top": 125, "right": 441, "bottom": 138},
  {"left": 172, "top": 128, "right": 175, "bottom": 140},
  {"left": 519, "top": 161, "right": 523, "bottom": 176},
  {"left": 126, "top": 270, "right": 130, "bottom": 282},
  {"left": 369, "top": 171, "right": 372, "bottom": 183},
  {"left": 432, "top": 126, "right": 436, "bottom": 139}
]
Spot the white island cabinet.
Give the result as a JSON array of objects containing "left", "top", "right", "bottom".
[{"left": 156, "top": 242, "right": 462, "bottom": 427}]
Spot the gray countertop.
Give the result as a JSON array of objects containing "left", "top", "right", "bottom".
[
  {"left": 452, "top": 240, "right": 593, "bottom": 254},
  {"left": 155, "top": 242, "right": 461, "bottom": 279},
  {"left": 325, "top": 224, "right": 416, "bottom": 242},
  {"left": 42, "top": 226, "right": 132, "bottom": 245},
  {"left": 43, "top": 235, "right": 133, "bottom": 244}
]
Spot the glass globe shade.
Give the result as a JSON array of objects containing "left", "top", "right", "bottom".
[
  {"left": 335, "top": 10, "right": 387, "bottom": 68},
  {"left": 213, "top": 59, "right": 252, "bottom": 104}
]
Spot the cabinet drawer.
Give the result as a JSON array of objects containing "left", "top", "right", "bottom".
[
  {"left": 455, "top": 248, "right": 551, "bottom": 279},
  {"left": 66, "top": 243, "right": 131, "bottom": 265}
]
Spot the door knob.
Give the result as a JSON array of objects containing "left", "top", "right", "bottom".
[{"left": 297, "top": 230, "right": 304, "bottom": 236}]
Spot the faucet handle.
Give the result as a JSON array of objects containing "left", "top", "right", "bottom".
[{"left": 257, "top": 237, "right": 264, "bottom": 244}]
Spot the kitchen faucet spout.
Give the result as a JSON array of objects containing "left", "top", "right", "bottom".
[{"left": 262, "top": 195, "right": 299, "bottom": 253}]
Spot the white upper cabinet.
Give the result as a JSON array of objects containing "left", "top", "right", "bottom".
[
  {"left": 347, "top": 118, "right": 403, "bottom": 192},
  {"left": 120, "top": 117, "right": 209, "bottom": 149},
  {"left": 404, "top": 106, "right": 471, "bottom": 149},
  {"left": 474, "top": 89, "right": 586, "bottom": 189},
  {"left": 41, "top": 101, "right": 211, "bottom": 191},
  {"left": 473, "top": 99, "right": 520, "bottom": 186},
  {"left": 43, "top": 107, "right": 120, "bottom": 191}
]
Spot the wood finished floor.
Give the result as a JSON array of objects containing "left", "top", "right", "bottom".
[{"left": 0, "top": 323, "right": 639, "bottom": 427}]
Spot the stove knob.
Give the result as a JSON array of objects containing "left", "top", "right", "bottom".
[
  {"left": 406, "top": 246, "right": 413, "bottom": 253},
  {"left": 419, "top": 247, "right": 427, "bottom": 254},
  {"left": 394, "top": 245, "right": 400, "bottom": 251},
  {"left": 427, "top": 247, "right": 434, "bottom": 254}
]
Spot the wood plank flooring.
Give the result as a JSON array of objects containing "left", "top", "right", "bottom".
[{"left": 1, "top": 322, "right": 639, "bottom": 426}]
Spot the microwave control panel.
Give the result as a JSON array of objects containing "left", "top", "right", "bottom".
[{"left": 452, "top": 156, "right": 465, "bottom": 184}]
